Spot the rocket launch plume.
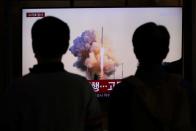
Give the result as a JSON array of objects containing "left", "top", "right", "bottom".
[{"left": 69, "top": 30, "right": 118, "bottom": 80}]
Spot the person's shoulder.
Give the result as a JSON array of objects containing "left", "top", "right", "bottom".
[
  {"left": 112, "top": 76, "right": 137, "bottom": 95},
  {"left": 14, "top": 71, "right": 89, "bottom": 88},
  {"left": 22, "top": 71, "right": 86, "bottom": 80},
  {"left": 166, "top": 73, "right": 186, "bottom": 87},
  {"left": 165, "top": 73, "right": 192, "bottom": 95},
  {"left": 115, "top": 76, "right": 143, "bottom": 88},
  {"left": 167, "top": 73, "right": 183, "bottom": 80},
  {"left": 45, "top": 71, "right": 90, "bottom": 87},
  {"left": 62, "top": 71, "right": 93, "bottom": 90},
  {"left": 12, "top": 73, "right": 32, "bottom": 85},
  {"left": 63, "top": 71, "right": 88, "bottom": 82}
]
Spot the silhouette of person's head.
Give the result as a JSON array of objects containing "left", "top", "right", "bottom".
[
  {"left": 31, "top": 16, "right": 70, "bottom": 63},
  {"left": 132, "top": 22, "right": 170, "bottom": 66}
]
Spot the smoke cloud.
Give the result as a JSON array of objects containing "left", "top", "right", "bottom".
[{"left": 69, "top": 30, "right": 118, "bottom": 79}]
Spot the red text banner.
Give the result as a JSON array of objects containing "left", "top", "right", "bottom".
[{"left": 88, "top": 80, "right": 121, "bottom": 97}]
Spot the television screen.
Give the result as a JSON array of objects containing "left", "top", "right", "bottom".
[{"left": 22, "top": 8, "right": 182, "bottom": 98}]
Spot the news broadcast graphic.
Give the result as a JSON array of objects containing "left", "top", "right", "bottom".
[{"left": 22, "top": 8, "right": 182, "bottom": 97}]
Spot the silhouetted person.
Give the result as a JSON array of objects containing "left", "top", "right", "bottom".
[
  {"left": 1, "top": 16, "right": 102, "bottom": 131},
  {"left": 162, "top": 58, "right": 183, "bottom": 75},
  {"left": 108, "top": 22, "right": 194, "bottom": 131}
]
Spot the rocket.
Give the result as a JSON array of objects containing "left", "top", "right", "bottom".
[{"left": 100, "top": 27, "right": 105, "bottom": 79}]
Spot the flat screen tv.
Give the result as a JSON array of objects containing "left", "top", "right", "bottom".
[{"left": 22, "top": 7, "right": 182, "bottom": 98}]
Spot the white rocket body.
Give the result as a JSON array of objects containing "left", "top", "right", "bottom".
[
  {"left": 100, "top": 47, "right": 104, "bottom": 76},
  {"left": 100, "top": 27, "right": 104, "bottom": 79}
]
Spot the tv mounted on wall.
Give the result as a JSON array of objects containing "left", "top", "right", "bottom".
[{"left": 22, "top": 7, "right": 182, "bottom": 98}]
